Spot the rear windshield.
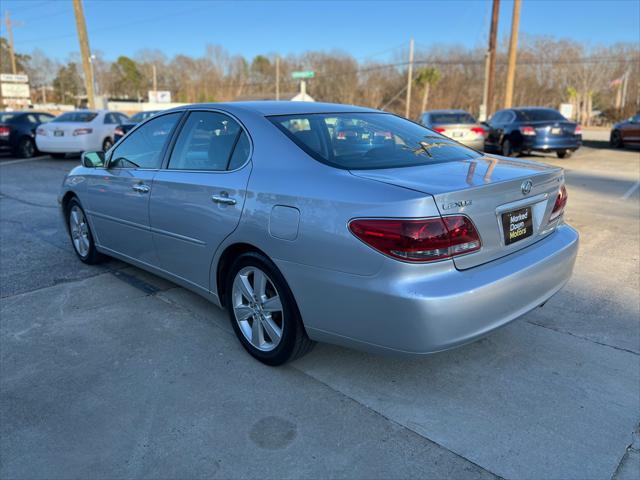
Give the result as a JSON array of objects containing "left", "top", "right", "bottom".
[
  {"left": 269, "top": 113, "right": 481, "bottom": 170},
  {"left": 52, "top": 112, "right": 98, "bottom": 123},
  {"left": 515, "top": 109, "right": 565, "bottom": 122},
  {"left": 429, "top": 112, "right": 476, "bottom": 124}
]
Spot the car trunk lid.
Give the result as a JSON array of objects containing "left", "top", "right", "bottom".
[{"left": 350, "top": 155, "right": 564, "bottom": 269}]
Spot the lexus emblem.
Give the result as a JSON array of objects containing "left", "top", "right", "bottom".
[{"left": 521, "top": 179, "right": 533, "bottom": 195}]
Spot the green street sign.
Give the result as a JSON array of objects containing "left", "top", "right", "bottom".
[{"left": 291, "top": 71, "right": 315, "bottom": 79}]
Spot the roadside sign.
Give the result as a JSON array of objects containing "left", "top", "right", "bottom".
[
  {"left": 0, "top": 73, "right": 29, "bottom": 83},
  {"left": 291, "top": 71, "right": 315, "bottom": 79},
  {"left": 1, "top": 83, "right": 30, "bottom": 98},
  {"left": 148, "top": 90, "right": 171, "bottom": 103}
]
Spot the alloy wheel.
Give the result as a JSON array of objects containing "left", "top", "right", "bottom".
[
  {"left": 69, "top": 205, "right": 90, "bottom": 257},
  {"left": 231, "top": 266, "right": 284, "bottom": 352}
]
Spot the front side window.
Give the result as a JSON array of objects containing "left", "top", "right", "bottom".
[
  {"left": 168, "top": 111, "right": 249, "bottom": 171},
  {"left": 109, "top": 112, "right": 181, "bottom": 169},
  {"left": 53, "top": 111, "right": 97, "bottom": 123},
  {"left": 270, "top": 112, "right": 480, "bottom": 170}
]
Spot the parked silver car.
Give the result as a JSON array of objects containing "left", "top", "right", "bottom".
[
  {"left": 420, "top": 109, "right": 486, "bottom": 150},
  {"left": 59, "top": 102, "right": 579, "bottom": 365}
]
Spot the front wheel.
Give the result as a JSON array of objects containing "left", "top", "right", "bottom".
[
  {"left": 225, "top": 252, "right": 314, "bottom": 366},
  {"left": 67, "top": 198, "right": 103, "bottom": 264},
  {"left": 556, "top": 150, "right": 572, "bottom": 159}
]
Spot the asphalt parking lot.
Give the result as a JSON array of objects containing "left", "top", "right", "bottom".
[{"left": 1, "top": 140, "right": 639, "bottom": 479}]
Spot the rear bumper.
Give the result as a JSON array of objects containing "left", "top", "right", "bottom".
[
  {"left": 458, "top": 137, "right": 485, "bottom": 150},
  {"left": 523, "top": 136, "right": 581, "bottom": 152},
  {"left": 277, "top": 224, "right": 579, "bottom": 355},
  {"left": 35, "top": 135, "right": 92, "bottom": 153}
]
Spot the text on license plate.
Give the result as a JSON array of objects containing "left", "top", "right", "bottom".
[
  {"left": 551, "top": 127, "right": 562, "bottom": 135},
  {"left": 451, "top": 131, "right": 464, "bottom": 137},
  {"left": 501, "top": 206, "right": 533, "bottom": 245},
  {"left": 54, "top": 131, "right": 64, "bottom": 137}
]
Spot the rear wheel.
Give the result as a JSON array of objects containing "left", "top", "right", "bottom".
[
  {"left": 16, "top": 137, "right": 36, "bottom": 158},
  {"left": 556, "top": 150, "right": 572, "bottom": 159},
  {"left": 102, "top": 137, "right": 113, "bottom": 152},
  {"left": 50, "top": 153, "right": 66, "bottom": 159},
  {"left": 67, "top": 198, "right": 103, "bottom": 264},
  {"left": 501, "top": 139, "right": 514, "bottom": 157},
  {"left": 225, "top": 252, "right": 314, "bottom": 366},
  {"left": 610, "top": 130, "right": 624, "bottom": 148}
]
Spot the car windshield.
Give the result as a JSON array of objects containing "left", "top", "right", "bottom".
[
  {"left": 270, "top": 112, "right": 481, "bottom": 170},
  {"left": 52, "top": 112, "right": 98, "bottom": 123},
  {"left": 0, "top": 113, "right": 17, "bottom": 123},
  {"left": 515, "top": 109, "right": 565, "bottom": 122},
  {"left": 429, "top": 112, "right": 476, "bottom": 124}
]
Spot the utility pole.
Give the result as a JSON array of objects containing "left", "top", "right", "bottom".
[
  {"left": 72, "top": 0, "right": 95, "bottom": 108},
  {"left": 405, "top": 37, "right": 414, "bottom": 119},
  {"left": 152, "top": 64, "right": 157, "bottom": 92},
  {"left": 621, "top": 69, "right": 630, "bottom": 111},
  {"left": 504, "top": 0, "right": 521, "bottom": 108},
  {"left": 4, "top": 11, "right": 18, "bottom": 74},
  {"left": 275, "top": 56, "right": 280, "bottom": 100},
  {"left": 486, "top": 0, "right": 500, "bottom": 117}
]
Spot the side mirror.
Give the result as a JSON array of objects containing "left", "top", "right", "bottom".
[{"left": 81, "top": 151, "right": 105, "bottom": 168}]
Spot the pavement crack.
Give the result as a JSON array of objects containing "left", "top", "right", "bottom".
[
  {"left": 0, "top": 191, "right": 58, "bottom": 209},
  {"left": 526, "top": 320, "right": 639, "bottom": 356},
  {"left": 291, "top": 364, "right": 504, "bottom": 480}
]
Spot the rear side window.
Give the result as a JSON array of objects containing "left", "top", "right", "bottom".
[
  {"left": 516, "top": 109, "right": 565, "bottom": 122},
  {"left": 109, "top": 112, "right": 181, "bottom": 169},
  {"left": 429, "top": 112, "right": 476, "bottom": 124},
  {"left": 53, "top": 112, "right": 98, "bottom": 123},
  {"left": 270, "top": 112, "right": 480, "bottom": 170},
  {"left": 168, "top": 111, "right": 249, "bottom": 171}
]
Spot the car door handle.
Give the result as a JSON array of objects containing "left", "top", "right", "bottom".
[
  {"left": 211, "top": 194, "right": 237, "bottom": 205},
  {"left": 132, "top": 183, "right": 150, "bottom": 193}
]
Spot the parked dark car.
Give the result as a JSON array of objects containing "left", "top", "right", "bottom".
[
  {"left": 0, "top": 111, "right": 55, "bottom": 158},
  {"left": 610, "top": 112, "right": 640, "bottom": 148},
  {"left": 484, "top": 107, "right": 581, "bottom": 158},
  {"left": 114, "top": 110, "right": 161, "bottom": 142}
]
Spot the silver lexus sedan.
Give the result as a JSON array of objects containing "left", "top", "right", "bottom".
[{"left": 59, "top": 102, "right": 579, "bottom": 365}]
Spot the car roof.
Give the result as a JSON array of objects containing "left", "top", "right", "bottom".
[
  {"left": 424, "top": 109, "right": 470, "bottom": 114},
  {"left": 511, "top": 107, "right": 558, "bottom": 111},
  {"left": 173, "top": 101, "right": 380, "bottom": 116}
]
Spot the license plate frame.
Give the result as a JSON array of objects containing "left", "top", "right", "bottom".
[
  {"left": 54, "top": 130, "right": 64, "bottom": 137},
  {"left": 551, "top": 127, "right": 562, "bottom": 135},
  {"left": 501, "top": 206, "right": 533, "bottom": 245}
]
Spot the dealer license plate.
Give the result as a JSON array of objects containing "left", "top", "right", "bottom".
[{"left": 501, "top": 206, "right": 533, "bottom": 245}]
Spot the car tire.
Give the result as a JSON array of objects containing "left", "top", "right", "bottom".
[
  {"left": 556, "top": 150, "right": 572, "bottom": 159},
  {"left": 66, "top": 198, "right": 103, "bottom": 264},
  {"left": 50, "top": 153, "right": 66, "bottom": 159},
  {"left": 102, "top": 137, "right": 113, "bottom": 152},
  {"left": 16, "top": 137, "right": 36, "bottom": 158},
  {"left": 502, "top": 139, "right": 514, "bottom": 157},
  {"left": 225, "top": 252, "right": 314, "bottom": 366},
  {"left": 610, "top": 130, "right": 624, "bottom": 148}
]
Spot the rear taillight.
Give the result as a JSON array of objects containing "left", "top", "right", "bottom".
[
  {"left": 433, "top": 127, "right": 446, "bottom": 133},
  {"left": 349, "top": 216, "right": 481, "bottom": 263},
  {"left": 36, "top": 127, "right": 47, "bottom": 136},
  {"left": 519, "top": 126, "right": 536, "bottom": 136},
  {"left": 114, "top": 127, "right": 125, "bottom": 136},
  {"left": 549, "top": 185, "right": 568, "bottom": 222},
  {"left": 470, "top": 127, "right": 485, "bottom": 136},
  {"left": 574, "top": 124, "right": 582, "bottom": 135},
  {"left": 73, "top": 128, "right": 93, "bottom": 136},
  {"left": 0, "top": 126, "right": 10, "bottom": 136}
]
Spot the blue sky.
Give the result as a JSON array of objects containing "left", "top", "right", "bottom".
[{"left": 2, "top": 0, "right": 639, "bottom": 62}]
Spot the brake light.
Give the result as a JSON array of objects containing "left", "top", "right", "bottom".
[
  {"left": 114, "top": 127, "right": 125, "bottom": 136},
  {"left": 549, "top": 185, "right": 568, "bottom": 222},
  {"left": 470, "top": 126, "right": 485, "bottom": 135},
  {"left": 73, "top": 128, "right": 93, "bottom": 136},
  {"left": 433, "top": 127, "right": 446, "bottom": 133},
  {"left": 336, "top": 131, "right": 346, "bottom": 140},
  {"left": 0, "top": 126, "right": 10, "bottom": 136},
  {"left": 519, "top": 126, "right": 536, "bottom": 136},
  {"left": 574, "top": 124, "right": 582, "bottom": 135},
  {"left": 36, "top": 127, "right": 47, "bottom": 136},
  {"left": 349, "top": 216, "right": 481, "bottom": 262}
]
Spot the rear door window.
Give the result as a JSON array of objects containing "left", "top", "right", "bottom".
[
  {"left": 168, "top": 111, "right": 248, "bottom": 171},
  {"left": 270, "top": 112, "right": 480, "bottom": 170}
]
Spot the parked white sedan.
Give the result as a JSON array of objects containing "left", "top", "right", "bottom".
[{"left": 36, "top": 110, "right": 129, "bottom": 158}]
